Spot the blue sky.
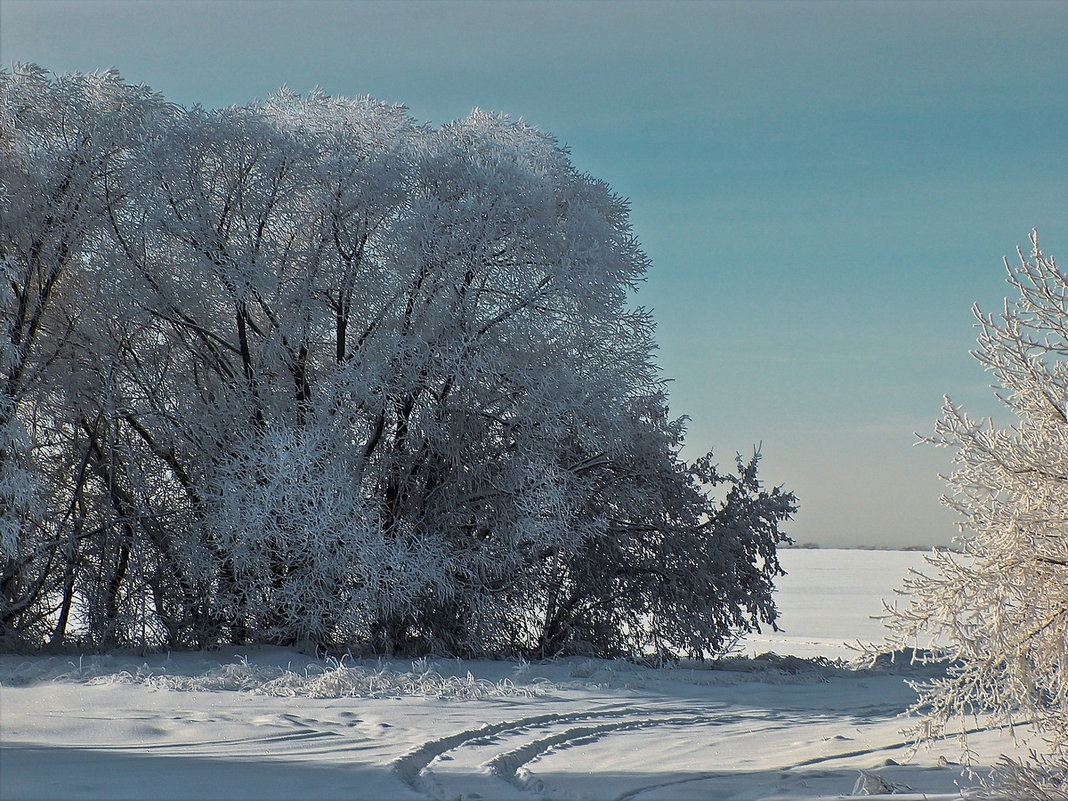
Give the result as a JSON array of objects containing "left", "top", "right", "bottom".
[{"left": 4, "top": 0, "right": 1066, "bottom": 546}]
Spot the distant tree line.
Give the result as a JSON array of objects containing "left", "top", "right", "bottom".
[{"left": 0, "top": 65, "right": 795, "bottom": 657}]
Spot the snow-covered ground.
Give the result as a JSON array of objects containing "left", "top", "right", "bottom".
[
  {"left": 741, "top": 548, "right": 933, "bottom": 659},
  {"left": 0, "top": 549, "right": 1032, "bottom": 801}
]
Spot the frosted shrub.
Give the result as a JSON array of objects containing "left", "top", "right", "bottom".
[{"left": 886, "top": 232, "right": 1068, "bottom": 798}]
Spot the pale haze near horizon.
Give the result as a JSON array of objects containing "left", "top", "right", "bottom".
[{"left": 3, "top": 0, "right": 1066, "bottom": 547}]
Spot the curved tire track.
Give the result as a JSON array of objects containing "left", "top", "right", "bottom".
[
  {"left": 392, "top": 704, "right": 768, "bottom": 799},
  {"left": 486, "top": 714, "right": 717, "bottom": 795},
  {"left": 393, "top": 708, "right": 644, "bottom": 796}
]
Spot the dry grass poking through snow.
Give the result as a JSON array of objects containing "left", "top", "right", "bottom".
[{"left": 0, "top": 653, "right": 548, "bottom": 699}]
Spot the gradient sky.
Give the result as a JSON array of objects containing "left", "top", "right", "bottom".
[{"left": 3, "top": 0, "right": 1066, "bottom": 546}]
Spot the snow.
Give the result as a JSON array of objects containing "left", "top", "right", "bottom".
[
  {"left": 740, "top": 548, "right": 935, "bottom": 659},
  {"left": 0, "top": 549, "right": 1032, "bottom": 800}
]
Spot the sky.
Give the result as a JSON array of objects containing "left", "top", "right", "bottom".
[{"left": 3, "top": 0, "right": 1066, "bottom": 547}]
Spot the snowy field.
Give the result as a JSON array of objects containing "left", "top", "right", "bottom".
[
  {"left": 0, "top": 548, "right": 1032, "bottom": 801},
  {"left": 740, "top": 548, "right": 931, "bottom": 659}
]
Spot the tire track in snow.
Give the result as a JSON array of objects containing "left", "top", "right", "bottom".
[
  {"left": 392, "top": 707, "right": 647, "bottom": 796},
  {"left": 393, "top": 704, "right": 771, "bottom": 799},
  {"left": 486, "top": 713, "right": 720, "bottom": 795}
]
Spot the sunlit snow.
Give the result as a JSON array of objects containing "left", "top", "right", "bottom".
[{"left": 0, "top": 548, "right": 1032, "bottom": 801}]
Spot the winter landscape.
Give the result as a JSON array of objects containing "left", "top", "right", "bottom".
[
  {"left": 3, "top": 4, "right": 1068, "bottom": 800},
  {"left": 0, "top": 548, "right": 1037, "bottom": 801}
]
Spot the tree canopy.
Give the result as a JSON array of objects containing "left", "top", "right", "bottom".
[{"left": 0, "top": 65, "right": 795, "bottom": 658}]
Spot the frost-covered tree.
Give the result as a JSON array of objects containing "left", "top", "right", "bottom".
[
  {"left": 0, "top": 65, "right": 173, "bottom": 645},
  {"left": 0, "top": 66, "right": 796, "bottom": 657},
  {"left": 886, "top": 232, "right": 1068, "bottom": 799}
]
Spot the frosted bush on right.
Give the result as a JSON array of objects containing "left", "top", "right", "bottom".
[{"left": 887, "top": 231, "right": 1068, "bottom": 798}]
